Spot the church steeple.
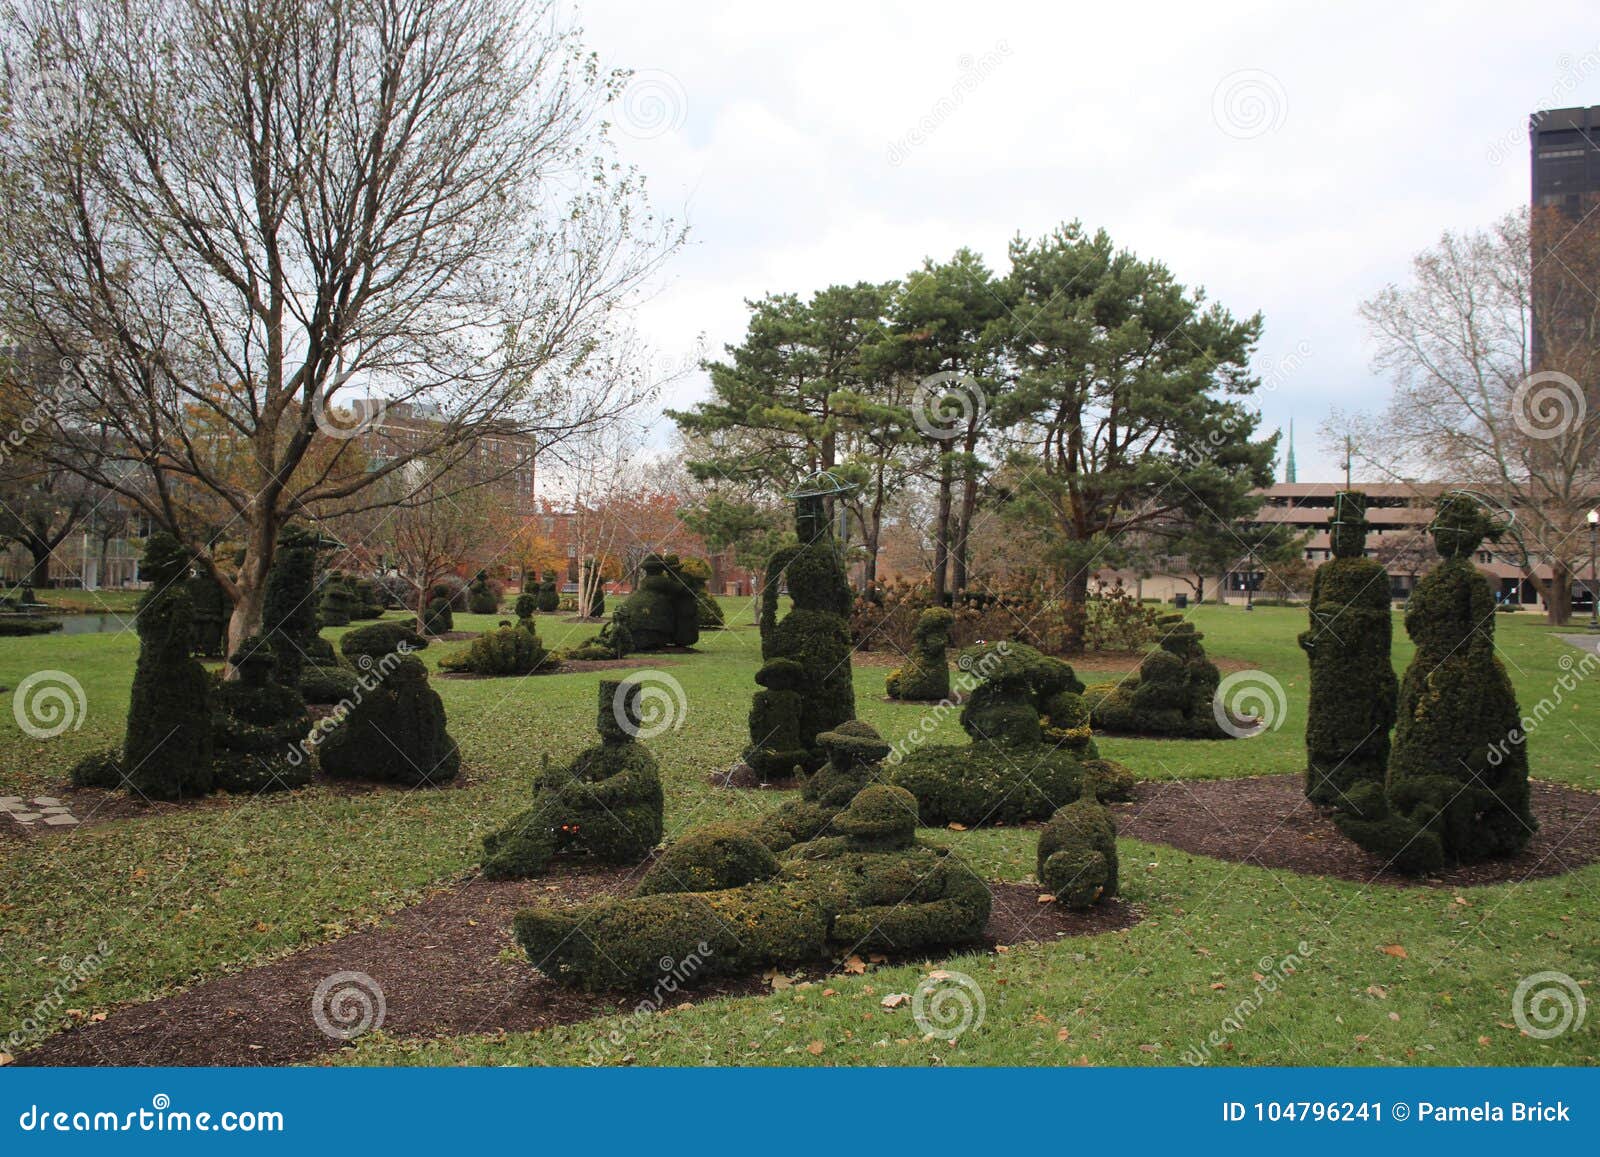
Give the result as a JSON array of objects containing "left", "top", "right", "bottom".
[{"left": 1284, "top": 418, "right": 1297, "bottom": 483}]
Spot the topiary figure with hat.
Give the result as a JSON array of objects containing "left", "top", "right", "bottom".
[{"left": 211, "top": 636, "right": 315, "bottom": 794}]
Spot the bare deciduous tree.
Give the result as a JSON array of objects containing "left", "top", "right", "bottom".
[{"left": 0, "top": 0, "right": 678, "bottom": 658}]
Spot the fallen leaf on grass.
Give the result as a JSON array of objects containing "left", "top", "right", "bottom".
[
  {"left": 946, "top": 823, "right": 967, "bottom": 831},
  {"left": 806, "top": 1040, "right": 824, "bottom": 1056},
  {"left": 1056, "top": 1028, "right": 1071, "bottom": 1041},
  {"left": 763, "top": 969, "right": 794, "bottom": 991},
  {"left": 842, "top": 956, "right": 866, "bottom": 975},
  {"left": 1209, "top": 982, "right": 1227, "bottom": 991},
  {"left": 1381, "top": 944, "right": 1408, "bottom": 959},
  {"left": 881, "top": 993, "right": 909, "bottom": 1009}
]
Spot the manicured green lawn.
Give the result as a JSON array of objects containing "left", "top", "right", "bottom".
[{"left": 1, "top": 601, "right": 1595, "bottom": 1066}]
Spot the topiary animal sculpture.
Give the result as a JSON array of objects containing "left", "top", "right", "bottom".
[
  {"left": 481, "top": 679, "right": 665, "bottom": 878},
  {"left": 1036, "top": 775, "right": 1120, "bottom": 909}
]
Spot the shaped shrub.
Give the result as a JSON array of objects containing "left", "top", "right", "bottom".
[
  {"left": 1037, "top": 781, "right": 1119, "bottom": 909},
  {"left": 318, "top": 571, "right": 360, "bottom": 627},
  {"left": 423, "top": 585, "right": 454, "bottom": 635},
  {"left": 1336, "top": 494, "right": 1535, "bottom": 871},
  {"left": 210, "top": 637, "right": 313, "bottom": 793},
  {"left": 317, "top": 633, "right": 459, "bottom": 786},
  {"left": 514, "top": 592, "right": 538, "bottom": 619},
  {"left": 885, "top": 607, "right": 953, "bottom": 701},
  {"left": 635, "top": 822, "right": 783, "bottom": 896},
  {"left": 571, "top": 554, "right": 700, "bottom": 659},
  {"left": 1299, "top": 491, "right": 1397, "bottom": 804},
  {"left": 481, "top": 680, "right": 665, "bottom": 877},
  {"left": 262, "top": 525, "right": 335, "bottom": 689},
  {"left": 467, "top": 570, "right": 500, "bottom": 614},
  {"left": 124, "top": 533, "right": 214, "bottom": 799},
  {"left": 341, "top": 621, "right": 428, "bottom": 661},
  {"left": 537, "top": 572, "right": 560, "bottom": 613},
  {"left": 186, "top": 568, "right": 229, "bottom": 658},
  {"left": 440, "top": 620, "right": 555, "bottom": 676},
  {"left": 1085, "top": 615, "right": 1227, "bottom": 738}
]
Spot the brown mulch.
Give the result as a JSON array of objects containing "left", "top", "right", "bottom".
[
  {"left": 16, "top": 871, "right": 1136, "bottom": 1067},
  {"left": 1116, "top": 773, "right": 1600, "bottom": 887}
]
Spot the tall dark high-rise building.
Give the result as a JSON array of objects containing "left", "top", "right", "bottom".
[{"left": 1531, "top": 105, "right": 1600, "bottom": 217}]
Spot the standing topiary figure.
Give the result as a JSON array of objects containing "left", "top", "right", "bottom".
[
  {"left": 1299, "top": 492, "right": 1397, "bottom": 804},
  {"left": 514, "top": 592, "right": 538, "bottom": 620},
  {"left": 467, "top": 569, "right": 499, "bottom": 614},
  {"left": 885, "top": 607, "right": 953, "bottom": 701},
  {"left": 318, "top": 571, "right": 359, "bottom": 627},
  {"left": 481, "top": 679, "right": 665, "bottom": 877},
  {"left": 211, "top": 637, "right": 314, "bottom": 793},
  {"left": 423, "top": 584, "right": 454, "bottom": 635},
  {"left": 124, "top": 534, "right": 214, "bottom": 799},
  {"left": 317, "top": 624, "right": 460, "bottom": 786},
  {"left": 741, "top": 480, "right": 856, "bottom": 779},
  {"left": 537, "top": 571, "right": 560, "bottom": 613},
  {"left": 262, "top": 525, "right": 337, "bottom": 689},
  {"left": 186, "top": 567, "right": 229, "bottom": 658},
  {"left": 1336, "top": 493, "right": 1536, "bottom": 872}
]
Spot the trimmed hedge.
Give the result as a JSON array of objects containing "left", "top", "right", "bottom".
[
  {"left": 1085, "top": 615, "right": 1226, "bottom": 738},
  {"left": 341, "top": 621, "right": 428, "bottom": 662},
  {"left": 0, "top": 617, "right": 62, "bottom": 636},
  {"left": 885, "top": 607, "right": 953, "bottom": 701}
]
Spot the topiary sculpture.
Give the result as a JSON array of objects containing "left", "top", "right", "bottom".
[
  {"left": 1336, "top": 493, "right": 1536, "bottom": 872},
  {"left": 316, "top": 621, "right": 459, "bottom": 786},
  {"left": 467, "top": 569, "right": 500, "bottom": 614},
  {"left": 423, "top": 584, "right": 454, "bottom": 635},
  {"left": 262, "top": 524, "right": 338, "bottom": 691},
  {"left": 1036, "top": 775, "right": 1120, "bottom": 909},
  {"left": 1299, "top": 491, "right": 1398, "bottom": 804},
  {"left": 211, "top": 637, "right": 314, "bottom": 793},
  {"left": 186, "top": 567, "right": 229, "bottom": 658},
  {"left": 570, "top": 553, "right": 700, "bottom": 660},
  {"left": 124, "top": 533, "right": 214, "bottom": 799},
  {"left": 440, "top": 619, "right": 556, "bottom": 676},
  {"left": 739, "top": 484, "right": 856, "bottom": 779},
  {"left": 318, "top": 571, "right": 359, "bottom": 627},
  {"left": 885, "top": 607, "right": 954, "bottom": 701},
  {"left": 674, "top": 555, "right": 724, "bottom": 628},
  {"left": 481, "top": 679, "right": 665, "bottom": 877},
  {"left": 537, "top": 571, "right": 560, "bottom": 613},
  {"left": 887, "top": 641, "right": 1127, "bottom": 826},
  {"left": 1084, "top": 614, "right": 1227, "bottom": 738},
  {"left": 514, "top": 592, "right": 538, "bottom": 620}
]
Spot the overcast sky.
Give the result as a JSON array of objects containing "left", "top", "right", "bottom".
[{"left": 578, "top": 0, "right": 1596, "bottom": 480}]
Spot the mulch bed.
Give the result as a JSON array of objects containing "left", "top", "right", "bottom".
[
  {"left": 1116, "top": 773, "right": 1600, "bottom": 887},
  {"left": 15, "top": 869, "right": 1136, "bottom": 1067}
]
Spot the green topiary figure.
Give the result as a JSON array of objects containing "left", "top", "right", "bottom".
[
  {"left": 351, "top": 578, "right": 386, "bottom": 619},
  {"left": 887, "top": 642, "right": 1128, "bottom": 827},
  {"left": 124, "top": 533, "right": 214, "bottom": 799},
  {"left": 423, "top": 584, "right": 454, "bottom": 635},
  {"left": 537, "top": 572, "right": 560, "bottom": 613},
  {"left": 481, "top": 679, "right": 665, "bottom": 877},
  {"left": 1084, "top": 614, "right": 1227, "bottom": 737},
  {"left": 674, "top": 555, "right": 724, "bottom": 628},
  {"left": 262, "top": 525, "right": 337, "bottom": 690},
  {"left": 467, "top": 569, "right": 499, "bottom": 614},
  {"left": 440, "top": 619, "right": 555, "bottom": 676},
  {"left": 316, "top": 622, "right": 459, "bottom": 786},
  {"left": 186, "top": 567, "right": 229, "bottom": 658},
  {"left": 1037, "top": 777, "right": 1119, "bottom": 909},
  {"left": 514, "top": 592, "right": 538, "bottom": 620},
  {"left": 1336, "top": 493, "right": 1536, "bottom": 871},
  {"left": 318, "top": 571, "right": 359, "bottom": 627},
  {"left": 1300, "top": 492, "right": 1397, "bottom": 804},
  {"left": 211, "top": 637, "right": 314, "bottom": 793},
  {"left": 573, "top": 554, "right": 700, "bottom": 659},
  {"left": 740, "top": 485, "right": 856, "bottom": 779},
  {"left": 885, "top": 607, "right": 954, "bottom": 701}
]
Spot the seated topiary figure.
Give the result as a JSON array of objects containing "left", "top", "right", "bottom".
[
  {"left": 481, "top": 680, "right": 665, "bottom": 878},
  {"left": 635, "top": 822, "right": 783, "bottom": 896},
  {"left": 514, "top": 778, "right": 989, "bottom": 990},
  {"left": 1300, "top": 491, "right": 1398, "bottom": 804},
  {"left": 1037, "top": 776, "right": 1119, "bottom": 909},
  {"left": 467, "top": 570, "right": 500, "bottom": 614},
  {"left": 739, "top": 483, "right": 856, "bottom": 779},
  {"left": 571, "top": 554, "right": 700, "bottom": 659},
  {"left": 211, "top": 637, "right": 314, "bottom": 793},
  {"left": 440, "top": 619, "right": 555, "bottom": 676},
  {"left": 537, "top": 572, "right": 560, "bottom": 613},
  {"left": 316, "top": 623, "right": 459, "bottom": 786},
  {"left": 1335, "top": 494, "right": 1535, "bottom": 872},
  {"left": 677, "top": 556, "right": 725, "bottom": 628},
  {"left": 888, "top": 642, "right": 1124, "bottom": 827},
  {"left": 1084, "top": 614, "right": 1227, "bottom": 738},
  {"left": 885, "top": 607, "right": 954, "bottom": 701},
  {"left": 124, "top": 533, "right": 215, "bottom": 799}
]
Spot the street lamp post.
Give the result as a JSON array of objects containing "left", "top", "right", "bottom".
[{"left": 1588, "top": 509, "right": 1599, "bottom": 632}]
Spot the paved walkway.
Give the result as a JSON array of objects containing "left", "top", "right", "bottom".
[
  {"left": 0, "top": 795, "right": 80, "bottom": 827},
  {"left": 1557, "top": 633, "right": 1600, "bottom": 658}
]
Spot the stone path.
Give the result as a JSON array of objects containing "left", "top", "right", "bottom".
[
  {"left": 1557, "top": 633, "right": 1600, "bottom": 659},
  {"left": 0, "top": 795, "right": 80, "bottom": 827}
]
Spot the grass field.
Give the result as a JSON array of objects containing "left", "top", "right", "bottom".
[{"left": 1, "top": 600, "right": 1596, "bottom": 1066}]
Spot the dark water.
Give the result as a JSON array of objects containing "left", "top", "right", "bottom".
[{"left": 47, "top": 613, "right": 138, "bottom": 635}]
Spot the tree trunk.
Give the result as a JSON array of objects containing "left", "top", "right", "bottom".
[
  {"left": 1547, "top": 562, "right": 1573, "bottom": 627},
  {"left": 932, "top": 456, "right": 953, "bottom": 600},
  {"left": 224, "top": 517, "right": 278, "bottom": 672},
  {"left": 951, "top": 434, "right": 981, "bottom": 594},
  {"left": 25, "top": 538, "right": 51, "bottom": 588},
  {"left": 1061, "top": 566, "right": 1090, "bottom": 654}
]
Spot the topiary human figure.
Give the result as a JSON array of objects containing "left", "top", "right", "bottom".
[
  {"left": 211, "top": 637, "right": 314, "bottom": 793},
  {"left": 318, "top": 570, "right": 360, "bottom": 627},
  {"left": 514, "top": 592, "right": 538, "bottom": 620},
  {"left": 514, "top": 778, "right": 990, "bottom": 990},
  {"left": 537, "top": 572, "right": 560, "bottom": 613},
  {"left": 885, "top": 607, "right": 953, "bottom": 701},
  {"left": 262, "top": 525, "right": 338, "bottom": 690},
  {"left": 124, "top": 533, "right": 214, "bottom": 799},
  {"left": 423, "top": 584, "right": 454, "bottom": 635},
  {"left": 467, "top": 569, "right": 499, "bottom": 614},
  {"left": 740, "top": 488, "right": 856, "bottom": 778},
  {"left": 1037, "top": 775, "right": 1119, "bottom": 909},
  {"left": 1336, "top": 493, "right": 1536, "bottom": 872},
  {"left": 481, "top": 679, "right": 665, "bottom": 877},
  {"left": 1299, "top": 491, "right": 1397, "bottom": 804},
  {"left": 1084, "top": 614, "right": 1227, "bottom": 737},
  {"left": 888, "top": 641, "right": 1128, "bottom": 826},
  {"left": 676, "top": 556, "right": 725, "bottom": 628},
  {"left": 317, "top": 623, "right": 459, "bottom": 786},
  {"left": 572, "top": 554, "right": 700, "bottom": 659},
  {"left": 186, "top": 567, "right": 229, "bottom": 658}
]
